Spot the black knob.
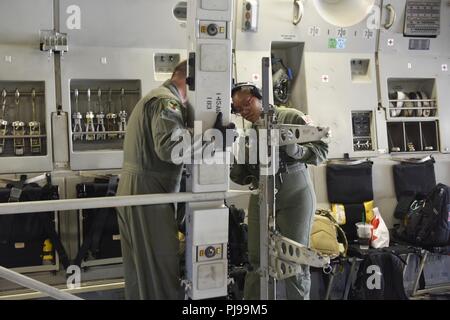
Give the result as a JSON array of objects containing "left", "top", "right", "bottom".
[
  {"left": 207, "top": 23, "right": 218, "bottom": 36},
  {"left": 205, "top": 246, "right": 216, "bottom": 258}
]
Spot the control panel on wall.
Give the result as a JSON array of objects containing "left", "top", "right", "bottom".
[
  {"left": 0, "top": 81, "right": 47, "bottom": 157},
  {"left": 352, "top": 111, "right": 374, "bottom": 152},
  {"left": 70, "top": 80, "right": 141, "bottom": 152},
  {"left": 404, "top": 0, "right": 441, "bottom": 38},
  {"left": 402, "top": 0, "right": 442, "bottom": 51}
]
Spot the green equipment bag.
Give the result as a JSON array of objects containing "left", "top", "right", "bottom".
[{"left": 310, "top": 209, "right": 348, "bottom": 258}]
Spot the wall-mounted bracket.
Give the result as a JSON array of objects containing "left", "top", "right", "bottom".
[{"left": 39, "top": 30, "right": 69, "bottom": 57}]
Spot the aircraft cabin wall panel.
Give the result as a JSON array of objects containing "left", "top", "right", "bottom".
[
  {"left": 379, "top": 0, "right": 449, "bottom": 57},
  {"left": 60, "top": 47, "right": 186, "bottom": 170},
  {"left": 377, "top": 55, "right": 446, "bottom": 113},
  {"left": 0, "top": 0, "right": 55, "bottom": 173},
  {"left": 377, "top": 55, "right": 450, "bottom": 153},
  {"left": 59, "top": 0, "right": 186, "bottom": 48},
  {"left": 377, "top": 0, "right": 450, "bottom": 155},
  {"left": 0, "top": 45, "right": 55, "bottom": 173},
  {"left": 303, "top": 52, "right": 379, "bottom": 159},
  {"left": 237, "top": 50, "right": 381, "bottom": 159},
  {"left": 58, "top": 0, "right": 188, "bottom": 171},
  {"left": 235, "top": 0, "right": 380, "bottom": 53},
  {"left": 235, "top": 0, "right": 381, "bottom": 159},
  {"left": 0, "top": 0, "right": 53, "bottom": 46}
]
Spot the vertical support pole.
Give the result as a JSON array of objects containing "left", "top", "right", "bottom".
[{"left": 259, "top": 57, "right": 277, "bottom": 300}]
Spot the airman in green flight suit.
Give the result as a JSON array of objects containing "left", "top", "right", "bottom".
[
  {"left": 230, "top": 83, "right": 328, "bottom": 300},
  {"left": 117, "top": 60, "right": 234, "bottom": 300},
  {"left": 116, "top": 61, "right": 190, "bottom": 300}
]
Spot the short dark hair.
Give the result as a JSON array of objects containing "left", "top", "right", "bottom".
[{"left": 171, "top": 60, "right": 187, "bottom": 79}]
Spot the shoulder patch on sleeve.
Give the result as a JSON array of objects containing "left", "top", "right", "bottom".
[
  {"left": 162, "top": 99, "right": 181, "bottom": 112},
  {"left": 160, "top": 99, "right": 184, "bottom": 122}
]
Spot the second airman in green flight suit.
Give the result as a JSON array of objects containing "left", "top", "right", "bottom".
[{"left": 230, "top": 83, "right": 328, "bottom": 300}]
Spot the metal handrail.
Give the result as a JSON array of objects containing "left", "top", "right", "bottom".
[
  {"left": 0, "top": 279, "right": 124, "bottom": 300},
  {"left": 0, "top": 266, "right": 82, "bottom": 300},
  {"left": 0, "top": 190, "right": 253, "bottom": 215},
  {"left": 0, "top": 189, "right": 254, "bottom": 299}
]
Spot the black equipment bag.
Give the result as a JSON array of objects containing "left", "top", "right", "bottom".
[
  {"left": 393, "top": 159, "right": 436, "bottom": 200},
  {"left": 227, "top": 204, "right": 249, "bottom": 300},
  {"left": 74, "top": 177, "right": 121, "bottom": 266},
  {"left": 394, "top": 192, "right": 418, "bottom": 220},
  {"left": 228, "top": 205, "right": 248, "bottom": 267},
  {"left": 0, "top": 175, "right": 69, "bottom": 269},
  {"left": 393, "top": 159, "right": 436, "bottom": 219},
  {"left": 326, "top": 161, "right": 374, "bottom": 204},
  {"left": 349, "top": 250, "right": 409, "bottom": 300},
  {"left": 399, "top": 183, "right": 450, "bottom": 246}
]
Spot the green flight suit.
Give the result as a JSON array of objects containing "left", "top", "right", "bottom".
[
  {"left": 116, "top": 80, "right": 188, "bottom": 300},
  {"left": 231, "top": 106, "right": 328, "bottom": 300}
]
